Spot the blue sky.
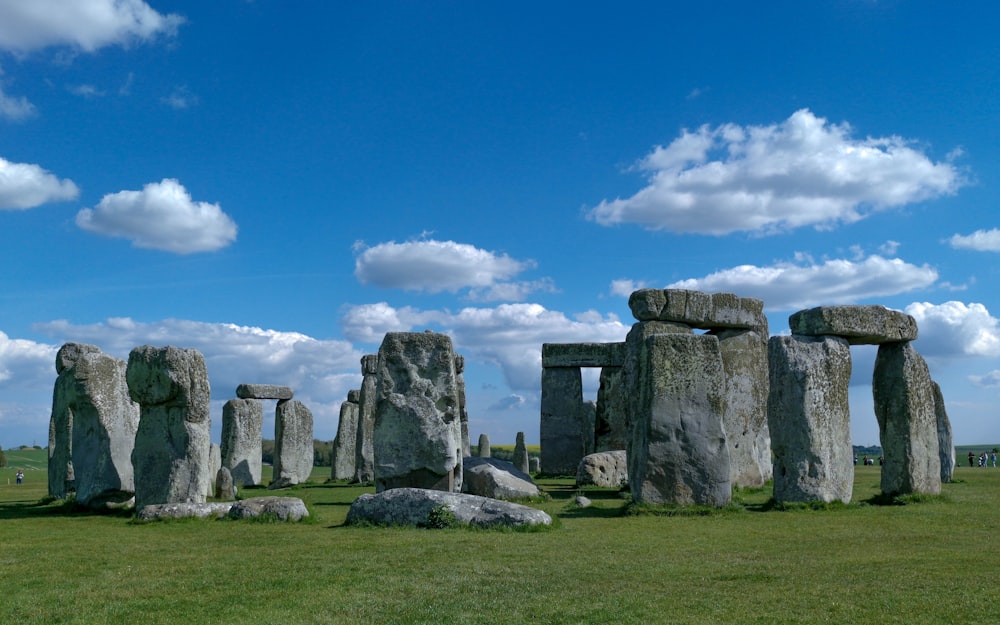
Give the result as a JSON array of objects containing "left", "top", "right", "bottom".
[{"left": 2, "top": 1, "right": 999, "bottom": 449}]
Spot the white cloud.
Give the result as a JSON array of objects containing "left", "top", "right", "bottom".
[
  {"left": 667, "top": 255, "right": 937, "bottom": 311},
  {"left": 162, "top": 86, "right": 198, "bottom": 110},
  {"left": 948, "top": 228, "right": 1000, "bottom": 252},
  {"left": 610, "top": 279, "right": 649, "bottom": 297},
  {"left": 905, "top": 301, "right": 1000, "bottom": 358},
  {"left": 75, "top": 178, "right": 238, "bottom": 253},
  {"left": 340, "top": 302, "right": 627, "bottom": 390},
  {"left": 488, "top": 394, "right": 526, "bottom": 411},
  {"left": 969, "top": 370, "right": 1000, "bottom": 389},
  {"left": 354, "top": 239, "right": 549, "bottom": 301},
  {"left": 68, "top": 84, "right": 104, "bottom": 98},
  {"left": 0, "top": 156, "right": 79, "bottom": 209},
  {"left": 588, "top": 109, "right": 964, "bottom": 235},
  {"left": 0, "top": 331, "right": 57, "bottom": 389},
  {"left": 0, "top": 85, "right": 36, "bottom": 121},
  {"left": 0, "top": 0, "right": 184, "bottom": 54}
]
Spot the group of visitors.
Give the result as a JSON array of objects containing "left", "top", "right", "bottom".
[
  {"left": 968, "top": 451, "right": 997, "bottom": 468},
  {"left": 853, "top": 455, "right": 884, "bottom": 466}
]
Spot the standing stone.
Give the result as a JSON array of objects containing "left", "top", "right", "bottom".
[
  {"left": 513, "top": 431, "right": 530, "bottom": 474},
  {"left": 59, "top": 347, "right": 140, "bottom": 508},
  {"left": 767, "top": 335, "right": 853, "bottom": 504},
  {"left": 712, "top": 328, "right": 772, "bottom": 488},
  {"left": 456, "top": 354, "right": 471, "bottom": 457},
  {"left": 582, "top": 400, "right": 597, "bottom": 457},
  {"left": 49, "top": 343, "right": 101, "bottom": 498},
  {"left": 127, "top": 345, "right": 212, "bottom": 511},
  {"left": 221, "top": 398, "right": 263, "bottom": 487},
  {"left": 206, "top": 443, "right": 222, "bottom": 498},
  {"left": 629, "top": 333, "right": 731, "bottom": 507},
  {"left": 594, "top": 366, "right": 627, "bottom": 452},
  {"left": 932, "top": 381, "right": 956, "bottom": 483},
  {"left": 216, "top": 466, "right": 236, "bottom": 500},
  {"left": 529, "top": 457, "right": 541, "bottom": 473},
  {"left": 353, "top": 354, "right": 378, "bottom": 483},
  {"left": 873, "top": 342, "right": 941, "bottom": 496},
  {"left": 477, "top": 433, "right": 491, "bottom": 458},
  {"left": 539, "top": 366, "right": 584, "bottom": 475},
  {"left": 373, "top": 331, "right": 463, "bottom": 493},
  {"left": 331, "top": 390, "right": 359, "bottom": 480},
  {"left": 271, "top": 399, "right": 314, "bottom": 488}
]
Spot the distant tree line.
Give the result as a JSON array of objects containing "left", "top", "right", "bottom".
[
  {"left": 261, "top": 439, "right": 334, "bottom": 467},
  {"left": 0, "top": 446, "right": 6, "bottom": 469}
]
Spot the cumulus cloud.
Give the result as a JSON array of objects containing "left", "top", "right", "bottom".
[
  {"left": 75, "top": 178, "right": 237, "bottom": 253},
  {"left": 354, "top": 239, "right": 549, "bottom": 301},
  {"left": 340, "top": 302, "right": 627, "bottom": 390},
  {"left": 0, "top": 156, "right": 79, "bottom": 209},
  {"left": 667, "top": 255, "right": 937, "bottom": 311},
  {"left": 610, "top": 279, "right": 649, "bottom": 297},
  {"left": 948, "top": 228, "right": 1000, "bottom": 252},
  {"left": 0, "top": 331, "right": 57, "bottom": 389},
  {"left": 905, "top": 301, "right": 1000, "bottom": 358},
  {"left": 588, "top": 109, "right": 964, "bottom": 235},
  {"left": 0, "top": 85, "right": 36, "bottom": 121},
  {"left": 0, "top": 0, "right": 184, "bottom": 54},
  {"left": 488, "top": 394, "right": 526, "bottom": 411},
  {"left": 969, "top": 370, "right": 1000, "bottom": 389}
]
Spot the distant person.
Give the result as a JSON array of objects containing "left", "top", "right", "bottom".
[
  {"left": 854, "top": 455, "right": 858, "bottom": 466},
  {"left": 878, "top": 456, "right": 884, "bottom": 466},
  {"left": 15, "top": 469, "right": 23, "bottom": 485},
  {"left": 992, "top": 451, "right": 997, "bottom": 468},
  {"left": 969, "top": 451, "right": 976, "bottom": 468}
]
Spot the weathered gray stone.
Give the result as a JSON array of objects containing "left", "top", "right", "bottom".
[
  {"left": 529, "top": 457, "right": 540, "bottom": 473},
  {"left": 594, "top": 366, "right": 627, "bottom": 452},
  {"left": 331, "top": 394, "right": 359, "bottom": 480},
  {"left": 789, "top": 305, "right": 918, "bottom": 345},
  {"left": 137, "top": 502, "right": 234, "bottom": 520},
  {"left": 353, "top": 354, "right": 378, "bottom": 483},
  {"left": 576, "top": 450, "right": 628, "bottom": 488},
  {"left": 575, "top": 495, "right": 593, "bottom": 508},
  {"left": 346, "top": 488, "right": 551, "bottom": 528},
  {"left": 270, "top": 399, "right": 314, "bottom": 489},
  {"left": 221, "top": 398, "right": 263, "bottom": 487},
  {"left": 206, "top": 442, "right": 221, "bottom": 498},
  {"left": 540, "top": 367, "right": 586, "bottom": 475},
  {"left": 628, "top": 289, "right": 766, "bottom": 330},
  {"left": 874, "top": 342, "right": 941, "bottom": 496},
  {"left": 235, "top": 384, "right": 293, "bottom": 400},
  {"left": 456, "top": 354, "right": 471, "bottom": 457},
  {"left": 347, "top": 388, "right": 361, "bottom": 403},
  {"left": 712, "top": 328, "right": 772, "bottom": 488},
  {"left": 373, "top": 332, "right": 463, "bottom": 493},
  {"left": 49, "top": 343, "right": 102, "bottom": 498},
  {"left": 462, "top": 457, "right": 539, "bottom": 499},
  {"left": 629, "top": 334, "right": 731, "bottom": 507},
  {"left": 767, "top": 335, "right": 853, "bottom": 504},
  {"left": 513, "top": 431, "right": 530, "bottom": 474},
  {"left": 477, "top": 433, "right": 491, "bottom": 458},
  {"left": 932, "top": 381, "right": 955, "bottom": 483},
  {"left": 51, "top": 346, "right": 140, "bottom": 508},
  {"left": 541, "top": 342, "right": 626, "bottom": 368},
  {"left": 215, "top": 466, "right": 236, "bottom": 500},
  {"left": 582, "top": 400, "right": 597, "bottom": 456},
  {"left": 127, "top": 345, "right": 212, "bottom": 510},
  {"left": 228, "top": 496, "right": 309, "bottom": 521}
]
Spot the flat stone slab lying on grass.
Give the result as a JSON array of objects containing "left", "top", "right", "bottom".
[
  {"left": 236, "top": 384, "right": 294, "bottom": 400},
  {"left": 136, "top": 497, "right": 308, "bottom": 521},
  {"left": 462, "top": 457, "right": 539, "bottom": 500},
  {"left": 346, "top": 488, "right": 552, "bottom": 529}
]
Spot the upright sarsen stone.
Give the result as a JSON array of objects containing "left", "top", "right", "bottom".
[
  {"left": 331, "top": 390, "right": 359, "bottom": 480},
  {"left": 354, "top": 354, "right": 378, "bottom": 483},
  {"left": 540, "top": 366, "right": 584, "bottom": 475},
  {"left": 513, "top": 431, "right": 530, "bottom": 474},
  {"left": 373, "top": 332, "right": 463, "bottom": 493},
  {"left": 49, "top": 343, "right": 101, "bottom": 498},
  {"left": 127, "top": 345, "right": 212, "bottom": 511},
  {"left": 932, "top": 381, "right": 956, "bottom": 483},
  {"left": 768, "top": 335, "right": 853, "bottom": 504},
  {"left": 271, "top": 399, "right": 314, "bottom": 488},
  {"left": 873, "top": 342, "right": 941, "bottom": 496},
  {"left": 221, "top": 398, "right": 263, "bottom": 487}
]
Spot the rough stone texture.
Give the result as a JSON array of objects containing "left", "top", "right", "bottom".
[
  {"left": 513, "top": 431, "right": 530, "bottom": 474},
  {"left": 228, "top": 496, "right": 309, "bottom": 521},
  {"left": 127, "top": 345, "right": 212, "bottom": 510},
  {"left": 873, "top": 342, "right": 942, "bottom": 496},
  {"left": 456, "top": 354, "right": 471, "bottom": 458},
  {"left": 477, "top": 433, "right": 491, "bottom": 458},
  {"left": 353, "top": 354, "right": 378, "bottom": 483},
  {"left": 221, "top": 398, "right": 263, "bottom": 487},
  {"left": 576, "top": 450, "right": 628, "bottom": 488},
  {"left": 712, "top": 328, "right": 772, "bottom": 488},
  {"left": 767, "top": 335, "right": 853, "bottom": 504},
  {"left": 594, "top": 366, "right": 627, "bottom": 452},
  {"left": 49, "top": 343, "right": 102, "bottom": 498},
  {"left": 235, "top": 384, "right": 293, "bottom": 400},
  {"left": 540, "top": 366, "right": 585, "bottom": 475},
  {"left": 462, "top": 457, "right": 540, "bottom": 499},
  {"left": 932, "top": 381, "right": 956, "bottom": 483},
  {"left": 215, "top": 466, "right": 236, "bottom": 500},
  {"left": 207, "top": 443, "right": 221, "bottom": 498},
  {"left": 529, "top": 457, "right": 541, "bottom": 473},
  {"left": 575, "top": 495, "right": 592, "bottom": 508},
  {"left": 541, "top": 342, "right": 626, "bottom": 368},
  {"left": 270, "top": 399, "right": 314, "bottom": 489},
  {"left": 51, "top": 346, "right": 140, "bottom": 508},
  {"left": 373, "top": 332, "right": 464, "bottom": 493},
  {"left": 629, "top": 334, "right": 731, "bottom": 507},
  {"left": 137, "top": 502, "right": 234, "bottom": 520},
  {"left": 628, "top": 289, "right": 766, "bottom": 330},
  {"left": 346, "top": 488, "right": 552, "bottom": 528},
  {"left": 789, "top": 305, "right": 918, "bottom": 345},
  {"left": 582, "top": 400, "right": 597, "bottom": 456},
  {"left": 331, "top": 394, "right": 359, "bottom": 480}
]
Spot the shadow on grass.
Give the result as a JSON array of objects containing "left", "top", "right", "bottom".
[{"left": 0, "top": 497, "right": 134, "bottom": 521}]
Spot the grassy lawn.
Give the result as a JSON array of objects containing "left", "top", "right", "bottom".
[{"left": 1, "top": 449, "right": 999, "bottom": 624}]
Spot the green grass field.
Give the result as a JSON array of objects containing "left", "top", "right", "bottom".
[{"left": 2, "top": 448, "right": 999, "bottom": 624}]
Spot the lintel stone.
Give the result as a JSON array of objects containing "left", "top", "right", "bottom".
[
  {"left": 789, "top": 305, "right": 917, "bottom": 345},
  {"left": 236, "top": 384, "right": 294, "bottom": 400},
  {"left": 628, "top": 289, "right": 765, "bottom": 331},
  {"left": 542, "top": 342, "right": 626, "bottom": 368}
]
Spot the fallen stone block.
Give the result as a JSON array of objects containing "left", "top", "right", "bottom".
[{"left": 346, "top": 488, "right": 552, "bottom": 528}]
